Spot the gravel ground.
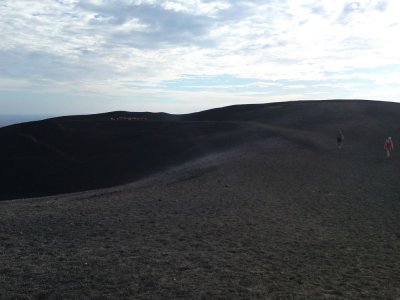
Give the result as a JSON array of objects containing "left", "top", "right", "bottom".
[
  {"left": 2, "top": 100, "right": 400, "bottom": 299},
  {"left": 1, "top": 133, "right": 400, "bottom": 299}
]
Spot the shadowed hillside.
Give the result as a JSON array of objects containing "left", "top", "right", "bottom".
[{"left": 1, "top": 100, "right": 400, "bottom": 200}]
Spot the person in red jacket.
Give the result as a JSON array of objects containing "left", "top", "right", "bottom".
[{"left": 384, "top": 137, "right": 394, "bottom": 159}]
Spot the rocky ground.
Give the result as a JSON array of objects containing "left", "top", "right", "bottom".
[
  {"left": 1, "top": 100, "right": 400, "bottom": 299},
  {"left": 2, "top": 138, "right": 400, "bottom": 299}
]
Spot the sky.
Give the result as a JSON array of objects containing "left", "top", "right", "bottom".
[{"left": 1, "top": 0, "right": 400, "bottom": 115}]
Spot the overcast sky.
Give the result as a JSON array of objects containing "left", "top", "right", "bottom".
[{"left": 1, "top": 0, "right": 400, "bottom": 115}]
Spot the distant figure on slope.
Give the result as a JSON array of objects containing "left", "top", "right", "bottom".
[
  {"left": 384, "top": 137, "right": 394, "bottom": 159},
  {"left": 337, "top": 130, "right": 344, "bottom": 149}
]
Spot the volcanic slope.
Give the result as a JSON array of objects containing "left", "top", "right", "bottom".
[
  {"left": 1, "top": 100, "right": 400, "bottom": 298},
  {"left": 1, "top": 100, "right": 399, "bottom": 201}
]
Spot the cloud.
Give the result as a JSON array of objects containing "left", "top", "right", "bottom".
[
  {"left": 0, "top": 78, "right": 31, "bottom": 90},
  {"left": 77, "top": 1, "right": 218, "bottom": 48},
  {"left": 1, "top": 0, "right": 400, "bottom": 113}
]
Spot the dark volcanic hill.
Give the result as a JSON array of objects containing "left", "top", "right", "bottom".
[
  {"left": 1, "top": 100, "right": 399, "bottom": 200},
  {"left": 2, "top": 100, "right": 400, "bottom": 299}
]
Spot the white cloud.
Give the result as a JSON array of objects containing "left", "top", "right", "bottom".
[
  {"left": 1, "top": 0, "right": 400, "bottom": 113},
  {"left": 0, "top": 78, "right": 31, "bottom": 90}
]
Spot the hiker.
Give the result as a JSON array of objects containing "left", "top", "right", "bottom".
[
  {"left": 384, "top": 137, "right": 394, "bottom": 159},
  {"left": 337, "top": 130, "right": 344, "bottom": 149}
]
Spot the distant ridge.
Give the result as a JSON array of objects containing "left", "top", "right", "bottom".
[
  {"left": 45, "top": 111, "right": 179, "bottom": 122},
  {"left": 1, "top": 100, "right": 399, "bottom": 200}
]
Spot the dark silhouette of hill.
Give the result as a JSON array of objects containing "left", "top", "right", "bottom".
[{"left": 1, "top": 100, "right": 400, "bottom": 200}]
